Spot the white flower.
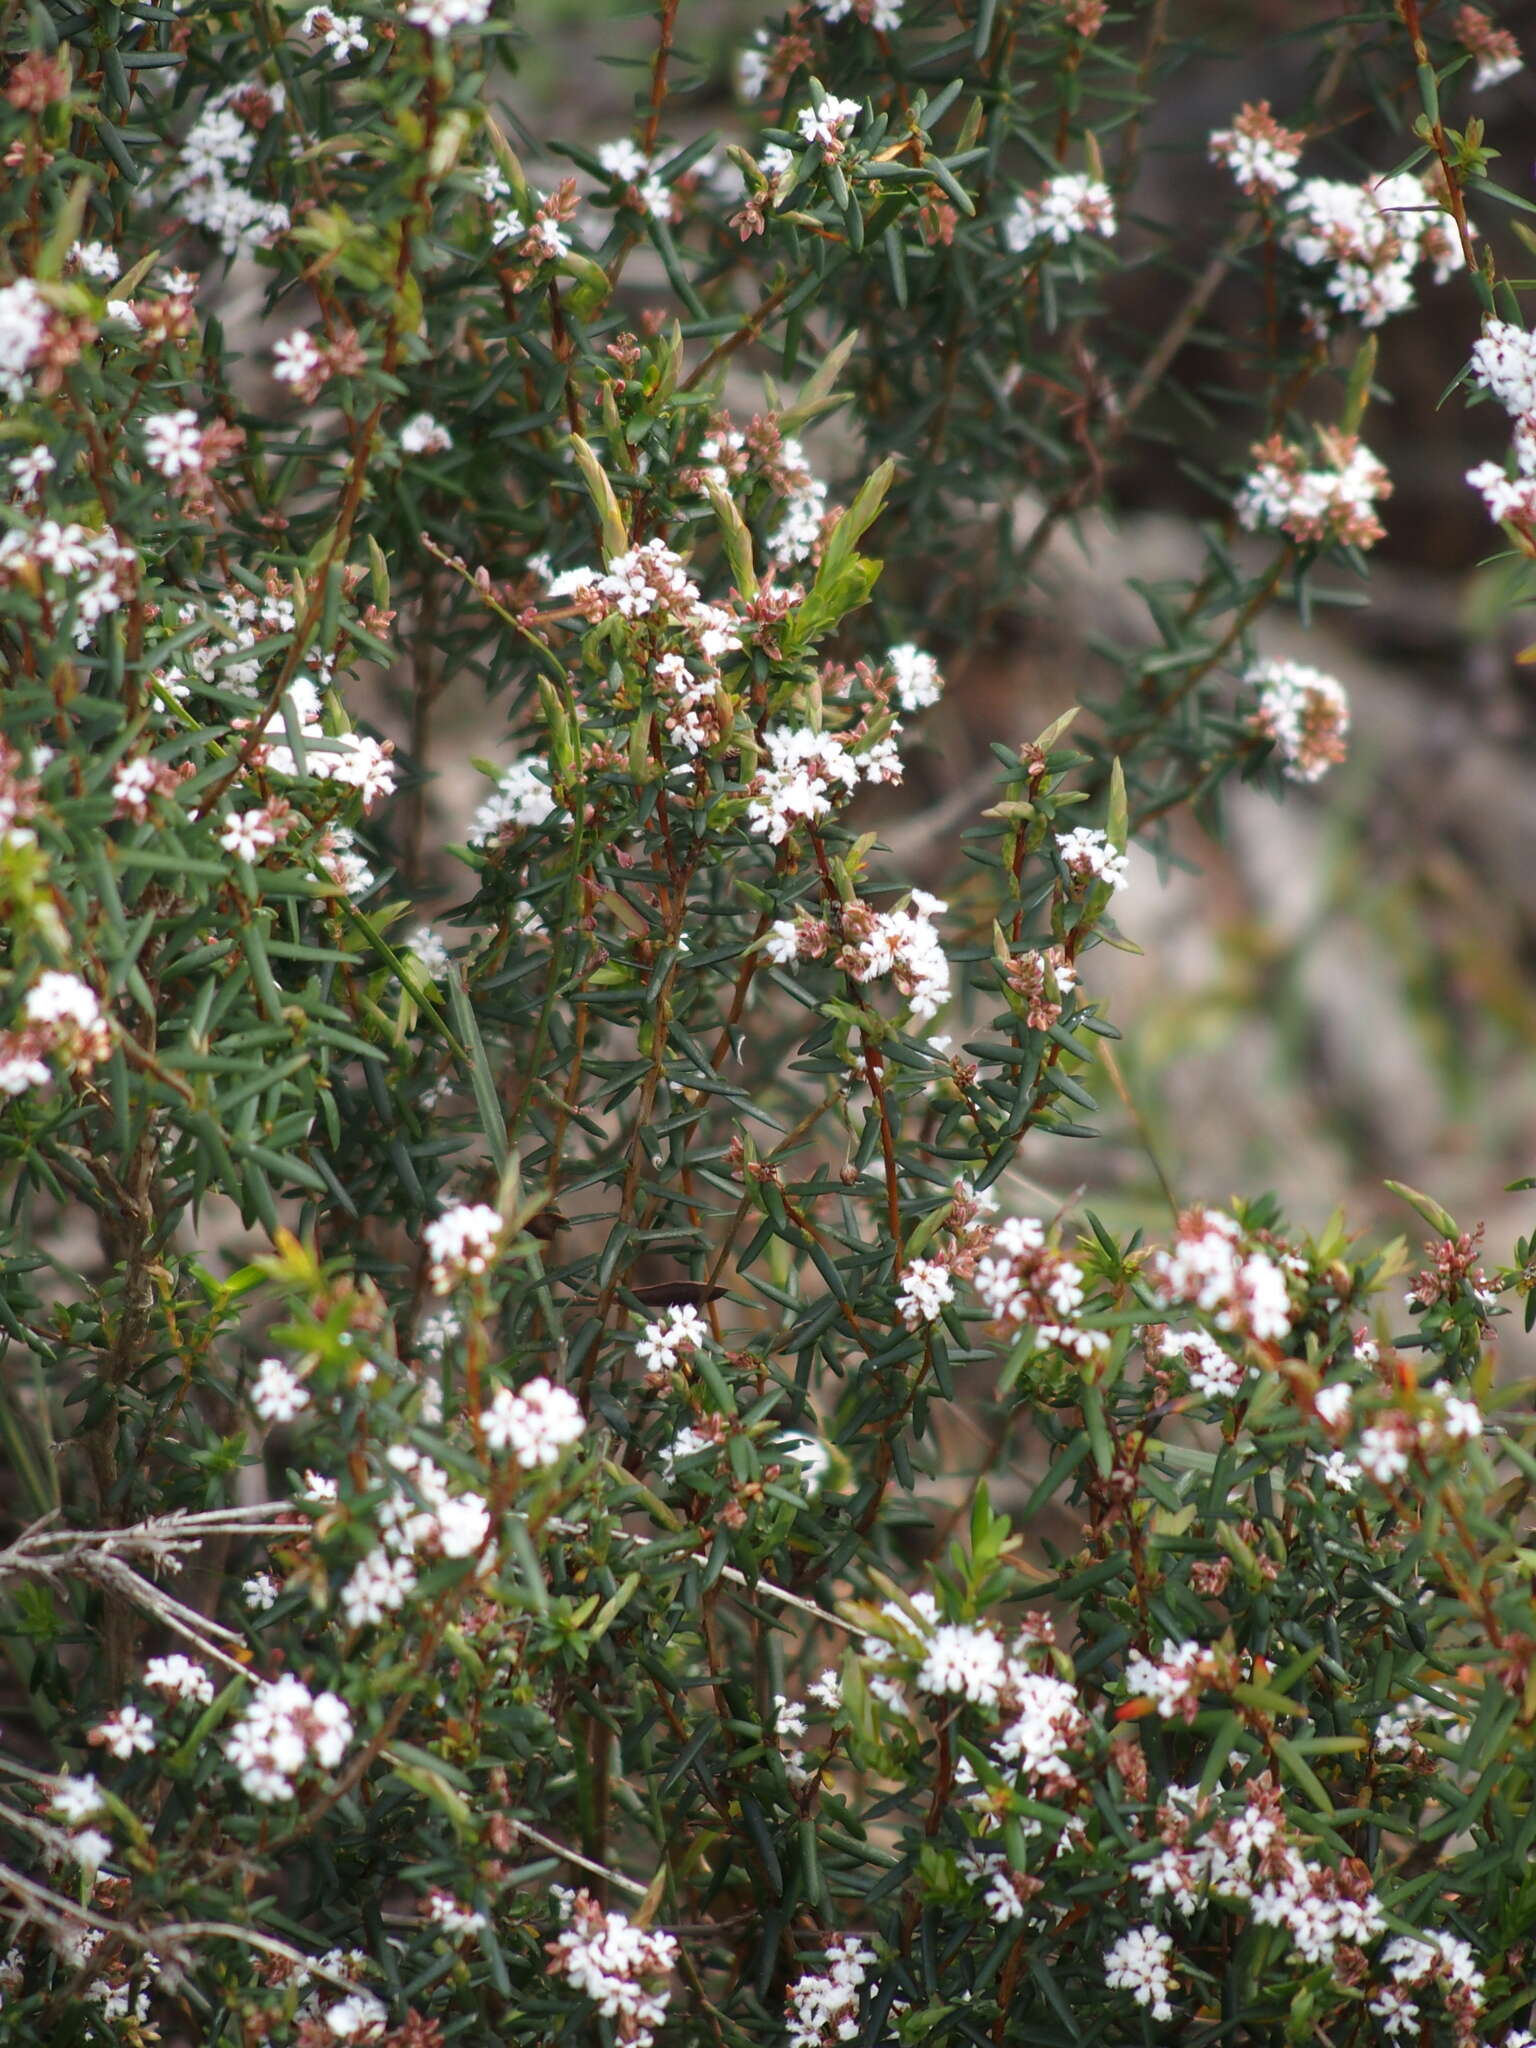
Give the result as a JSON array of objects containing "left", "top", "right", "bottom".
[
  {"left": 324, "top": 1989, "right": 388, "bottom": 2040},
  {"left": 70, "top": 239, "right": 120, "bottom": 280},
  {"left": 1356, "top": 1424, "right": 1410, "bottom": 1485},
  {"left": 527, "top": 215, "right": 572, "bottom": 259},
  {"left": 301, "top": 6, "right": 369, "bottom": 58},
  {"left": 764, "top": 919, "right": 802, "bottom": 965},
  {"left": 1318, "top": 1449, "right": 1361, "bottom": 1492},
  {"left": 735, "top": 34, "right": 772, "bottom": 102},
  {"left": 251, "top": 1356, "right": 309, "bottom": 1424},
  {"left": 403, "top": 0, "right": 492, "bottom": 34},
  {"left": 776, "top": 1432, "right": 831, "bottom": 1493},
  {"left": 886, "top": 643, "right": 944, "bottom": 711},
  {"left": 0, "top": 1049, "right": 50, "bottom": 1096},
  {"left": 1314, "top": 1382, "right": 1353, "bottom": 1428},
  {"left": 916, "top": 1622, "right": 1009, "bottom": 1707},
  {"left": 809, "top": 1669, "right": 842, "bottom": 1713},
  {"left": 70, "top": 1829, "right": 112, "bottom": 1876},
  {"left": 143, "top": 1654, "right": 215, "bottom": 1706},
  {"left": 341, "top": 1548, "right": 418, "bottom": 1627},
  {"left": 440, "top": 1490, "right": 492, "bottom": 1561},
  {"left": 24, "top": 972, "right": 103, "bottom": 1033},
  {"left": 1246, "top": 659, "right": 1350, "bottom": 782},
  {"left": 657, "top": 1425, "right": 714, "bottom": 1482},
  {"left": 93, "top": 1705, "right": 156, "bottom": 1759},
  {"left": 1056, "top": 826, "right": 1129, "bottom": 893},
  {"left": 1431, "top": 1380, "right": 1483, "bottom": 1441},
  {"left": 400, "top": 412, "right": 451, "bottom": 455},
  {"left": 635, "top": 1303, "right": 711, "bottom": 1372},
  {"left": 142, "top": 409, "right": 204, "bottom": 479},
  {"left": 0, "top": 278, "right": 49, "bottom": 403},
  {"left": 424, "top": 1201, "right": 504, "bottom": 1292},
  {"left": 785, "top": 1934, "right": 875, "bottom": 2048},
  {"left": 466, "top": 760, "right": 558, "bottom": 845},
  {"left": 1104, "top": 1925, "right": 1177, "bottom": 2022},
  {"left": 481, "top": 1376, "right": 585, "bottom": 1467},
  {"left": 51, "top": 1775, "right": 105, "bottom": 1824},
  {"left": 415, "top": 1307, "right": 462, "bottom": 1362},
  {"left": 8, "top": 443, "right": 55, "bottom": 494},
  {"left": 226, "top": 1675, "right": 352, "bottom": 1802},
  {"left": 1005, "top": 174, "right": 1116, "bottom": 251},
  {"left": 427, "top": 1890, "right": 488, "bottom": 1938},
  {"left": 895, "top": 1258, "right": 954, "bottom": 1330},
  {"left": 219, "top": 807, "right": 282, "bottom": 860},
  {"left": 796, "top": 95, "right": 862, "bottom": 157},
  {"left": 272, "top": 331, "right": 325, "bottom": 388},
  {"left": 404, "top": 925, "right": 451, "bottom": 979},
  {"left": 243, "top": 1571, "right": 280, "bottom": 1611},
  {"left": 550, "top": 1891, "right": 679, "bottom": 2048}
]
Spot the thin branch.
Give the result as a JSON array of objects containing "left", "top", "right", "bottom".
[{"left": 505, "top": 1817, "right": 649, "bottom": 1900}]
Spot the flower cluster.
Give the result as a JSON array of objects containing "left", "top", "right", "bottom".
[
  {"left": 894, "top": 1257, "right": 954, "bottom": 1329},
  {"left": 1147, "top": 1207, "right": 1294, "bottom": 1343},
  {"left": 1134, "top": 1776, "right": 1391, "bottom": 1975},
  {"left": 1246, "top": 659, "right": 1350, "bottom": 782},
  {"left": 1121, "top": 1638, "right": 1233, "bottom": 1722},
  {"left": 226, "top": 1675, "right": 352, "bottom": 1802},
  {"left": 548, "top": 1890, "right": 679, "bottom": 2048},
  {"left": 885, "top": 643, "right": 945, "bottom": 711},
  {"left": 341, "top": 1443, "right": 494, "bottom": 1625},
  {"left": 785, "top": 1935, "right": 876, "bottom": 2048},
  {"left": 0, "top": 971, "right": 112, "bottom": 1098},
  {"left": 972, "top": 1215, "right": 1100, "bottom": 1358},
  {"left": 170, "top": 82, "right": 292, "bottom": 253},
  {"left": 1056, "top": 825, "right": 1129, "bottom": 894},
  {"left": 480, "top": 1376, "right": 585, "bottom": 1467},
  {"left": 1003, "top": 173, "right": 1116, "bottom": 252},
  {"left": 1148, "top": 1325, "right": 1249, "bottom": 1403},
  {"left": 403, "top": 0, "right": 492, "bottom": 37},
  {"left": 1454, "top": 5, "right": 1522, "bottom": 91},
  {"left": 424, "top": 1202, "right": 505, "bottom": 1292},
  {"left": 1282, "top": 169, "right": 1464, "bottom": 328},
  {"left": 0, "top": 516, "right": 139, "bottom": 650},
  {"left": 635, "top": 1303, "right": 711, "bottom": 1377},
  {"left": 746, "top": 726, "right": 882, "bottom": 845},
  {"left": 1103, "top": 1925, "right": 1177, "bottom": 2022},
  {"left": 1237, "top": 431, "right": 1390, "bottom": 550},
  {"left": 1208, "top": 102, "right": 1306, "bottom": 201},
  {"left": 1466, "top": 320, "right": 1536, "bottom": 541},
  {"left": 467, "top": 758, "right": 559, "bottom": 846},
  {"left": 0, "top": 276, "right": 50, "bottom": 403},
  {"left": 832, "top": 892, "right": 950, "bottom": 1021},
  {"left": 796, "top": 95, "right": 862, "bottom": 163},
  {"left": 1005, "top": 944, "right": 1078, "bottom": 1032}
]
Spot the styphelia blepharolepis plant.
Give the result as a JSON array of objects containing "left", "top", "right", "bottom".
[{"left": 0, "top": 0, "right": 1535, "bottom": 2043}]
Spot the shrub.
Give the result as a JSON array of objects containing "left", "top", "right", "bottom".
[{"left": 1, "top": 0, "right": 1534, "bottom": 2043}]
